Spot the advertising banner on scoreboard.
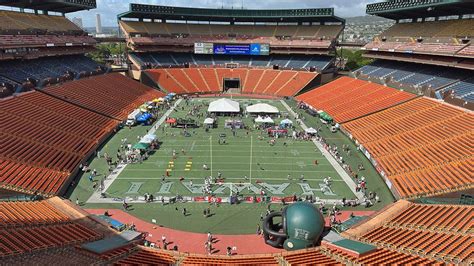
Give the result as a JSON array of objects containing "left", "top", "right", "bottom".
[
  {"left": 214, "top": 44, "right": 250, "bottom": 55},
  {"left": 195, "top": 43, "right": 269, "bottom": 55}
]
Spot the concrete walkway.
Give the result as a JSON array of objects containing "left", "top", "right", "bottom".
[
  {"left": 280, "top": 100, "right": 364, "bottom": 201},
  {"left": 87, "top": 99, "right": 183, "bottom": 203}
]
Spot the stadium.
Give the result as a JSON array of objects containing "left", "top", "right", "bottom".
[{"left": 0, "top": 0, "right": 472, "bottom": 265}]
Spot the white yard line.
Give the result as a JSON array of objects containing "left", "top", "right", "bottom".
[
  {"left": 210, "top": 135, "right": 213, "bottom": 177},
  {"left": 86, "top": 99, "right": 183, "bottom": 204},
  {"left": 249, "top": 135, "right": 253, "bottom": 182},
  {"left": 113, "top": 177, "right": 347, "bottom": 182},
  {"left": 280, "top": 100, "right": 364, "bottom": 201}
]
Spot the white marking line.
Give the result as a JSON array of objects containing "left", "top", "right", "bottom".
[
  {"left": 86, "top": 99, "right": 183, "bottom": 204},
  {"left": 190, "top": 141, "right": 196, "bottom": 151},
  {"left": 210, "top": 135, "right": 213, "bottom": 177},
  {"left": 249, "top": 135, "right": 253, "bottom": 182},
  {"left": 116, "top": 177, "right": 346, "bottom": 182},
  {"left": 139, "top": 161, "right": 330, "bottom": 166},
  {"left": 122, "top": 169, "right": 335, "bottom": 173},
  {"left": 140, "top": 156, "right": 325, "bottom": 159},
  {"left": 280, "top": 100, "right": 364, "bottom": 200}
]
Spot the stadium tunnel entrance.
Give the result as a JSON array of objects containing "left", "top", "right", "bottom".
[{"left": 223, "top": 78, "right": 241, "bottom": 93}]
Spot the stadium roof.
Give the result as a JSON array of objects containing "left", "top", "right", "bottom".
[
  {"left": 0, "top": 0, "right": 96, "bottom": 13},
  {"left": 118, "top": 4, "right": 345, "bottom": 24},
  {"left": 367, "top": 0, "right": 474, "bottom": 20}
]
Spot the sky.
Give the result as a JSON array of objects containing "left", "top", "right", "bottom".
[{"left": 66, "top": 0, "right": 381, "bottom": 28}]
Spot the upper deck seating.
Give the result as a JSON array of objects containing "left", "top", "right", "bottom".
[
  {"left": 440, "top": 77, "right": 474, "bottom": 101},
  {"left": 120, "top": 21, "right": 342, "bottom": 40},
  {"left": 0, "top": 10, "right": 83, "bottom": 34},
  {"left": 0, "top": 55, "right": 103, "bottom": 84},
  {"left": 356, "top": 60, "right": 470, "bottom": 90},
  {"left": 131, "top": 53, "right": 333, "bottom": 71}
]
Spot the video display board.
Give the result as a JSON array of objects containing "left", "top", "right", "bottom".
[{"left": 195, "top": 43, "right": 269, "bottom": 55}]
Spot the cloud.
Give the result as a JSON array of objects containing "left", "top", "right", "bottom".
[{"left": 67, "top": 0, "right": 381, "bottom": 27}]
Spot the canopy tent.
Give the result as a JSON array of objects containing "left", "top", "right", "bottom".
[
  {"left": 254, "top": 116, "right": 265, "bottom": 123},
  {"left": 133, "top": 142, "right": 150, "bottom": 150},
  {"left": 166, "top": 118, "right": 177, "bottom": 124},
  {"left": 208, "top": 98, "right": 240, "bottom": 113},
  {"left": 263, "top": 117, "right": 274, "bottom": 123},
  {"left": 140, "top": 134, "right": 156, "bottom": 144},
  {"left": 246, "top": 103, "right": 279, "bottom": 114},
  {"left": 203, "top": 118, "right": 215, "bottom": 124},
  {"left": 305, "top": 127, "right": 318, "bottom": 134},
  {"left": 280, "top": 119, "right": 293, "bottom": 125},
  {"left": 319, "top": 111, "right": 333, "bottom": 122}
]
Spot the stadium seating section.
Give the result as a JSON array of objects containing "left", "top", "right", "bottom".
[
  {"left": 182, "top": 253, "right": 279, "bottom": 265},
  {"left": 357, "top": 60, "right": 472, "bottom": 90},
  {"left": 131, "top": 53, "right": 333, "bottom": 71},
  {"left": 146, "top": 68, "right": 317, "bottom": 97},
  {"left": 364, "top": 19, "right": 474, "bottom": 57},
  {"left": 296, "top": 76, "right": 416, "bottom": 123},
  {"left": 0, "top": 11, "right": 82, "bottom": 34},
  {"left": 322, "top": 244, "right": 440, "bottom": 265},
  {"left": 343, "top": 200, "right": 473, "bottom": 264},
  {"left": 121, "top": 21, "right": 342, "bottom": 49},
  {"left": 43, "top": 73, "right": 164, "bottom": 120},
  {"left": 114, "top": 248, "right": 177, "bottom": 265},
  {"left": 440, "top": 77, "right": 474, "bottom": 102},
  {"left": 0, "top": 198, "right": 104, "bottom": 258},
  {"left": 342, "top": 97, "right": 474, "bottom": 198},
  {"left": 121, "top": 21, "right": 342, "bottom": 39},
  {"left": 0, "top": 91, "right": 118, "bottom": 195},
  {"left": 1, "top": 74, "right": 162, "bottom": 195},
  {"left": 0, "top": 11, "right": 96, "bottom": 60},
  {"left": 0, "top": 55, "right": 103, "bottom": 84}
]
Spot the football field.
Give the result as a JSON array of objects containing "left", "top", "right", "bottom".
[{"left": 105, "top": 99, "right": 355, "bottom": 200}]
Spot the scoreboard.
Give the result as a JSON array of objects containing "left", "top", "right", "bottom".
[{"left": 195, "top": 43, "right": 269, "bottom": 56}]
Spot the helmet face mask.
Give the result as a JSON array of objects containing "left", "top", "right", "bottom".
[{"left": 262, "top": 202, "right": 325, "bottom": 250}]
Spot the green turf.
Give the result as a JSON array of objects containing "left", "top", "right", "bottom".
[
  {"left": 107, "top": 99, "right": 353, "bottom": 199},
  {"left": 68, "top": 97, "right": 394, "bottom": 234}
]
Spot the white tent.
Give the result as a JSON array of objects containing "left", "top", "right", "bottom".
[
  {"left": 263, "top": 117, "right": 274, "bottom": 123},
  {"left": 280, "top": 118, "right": 293, "bottom": 125},
  {"left": 305, "top": 127, "right": 318, "bottom": 134},
  {"left": 140, "top": 134, "right": 157, "bottom": 144},
  {"left": 203, "top": 118, "right": 215, "bottom": 124},
  {"left": 255, "top": 116, "right": 265, "bottom": 123},
  {"left": 246, "top": 103, "right": 279, "bottom": 114},
  {"left": 208, "top": 98, "right": 240, "bottom": 113}
]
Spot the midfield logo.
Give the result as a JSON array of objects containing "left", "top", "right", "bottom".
[{"left": 126, "top": 182, "right": 336, "bottom": 196}]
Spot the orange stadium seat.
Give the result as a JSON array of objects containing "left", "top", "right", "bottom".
[
  {"left": 342, "top": 97, "right": 474, "bottom": 198},
  {"left": 147, "top": 68, "right": 316, "bottom": 97},
  {"left": 281, "top": 248, "right": 341, "bottom": 265},
  {"left": 297, "top": 76, "right": 416, "bottom": 123},
  {"left": 43, "top": 73, "right": 164, "bottom": 120},
  {"left": 0, "top": 199, "right": 103, "bottom": 258},
  {"left": 0, "top": 91, "right": 120, "bottom": 195},
  {"left": 114, "top": 248, "right": 177, "bottom": 265},
  {"left": 181, "top": 253, "right": 279, "bottom": 265}
]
